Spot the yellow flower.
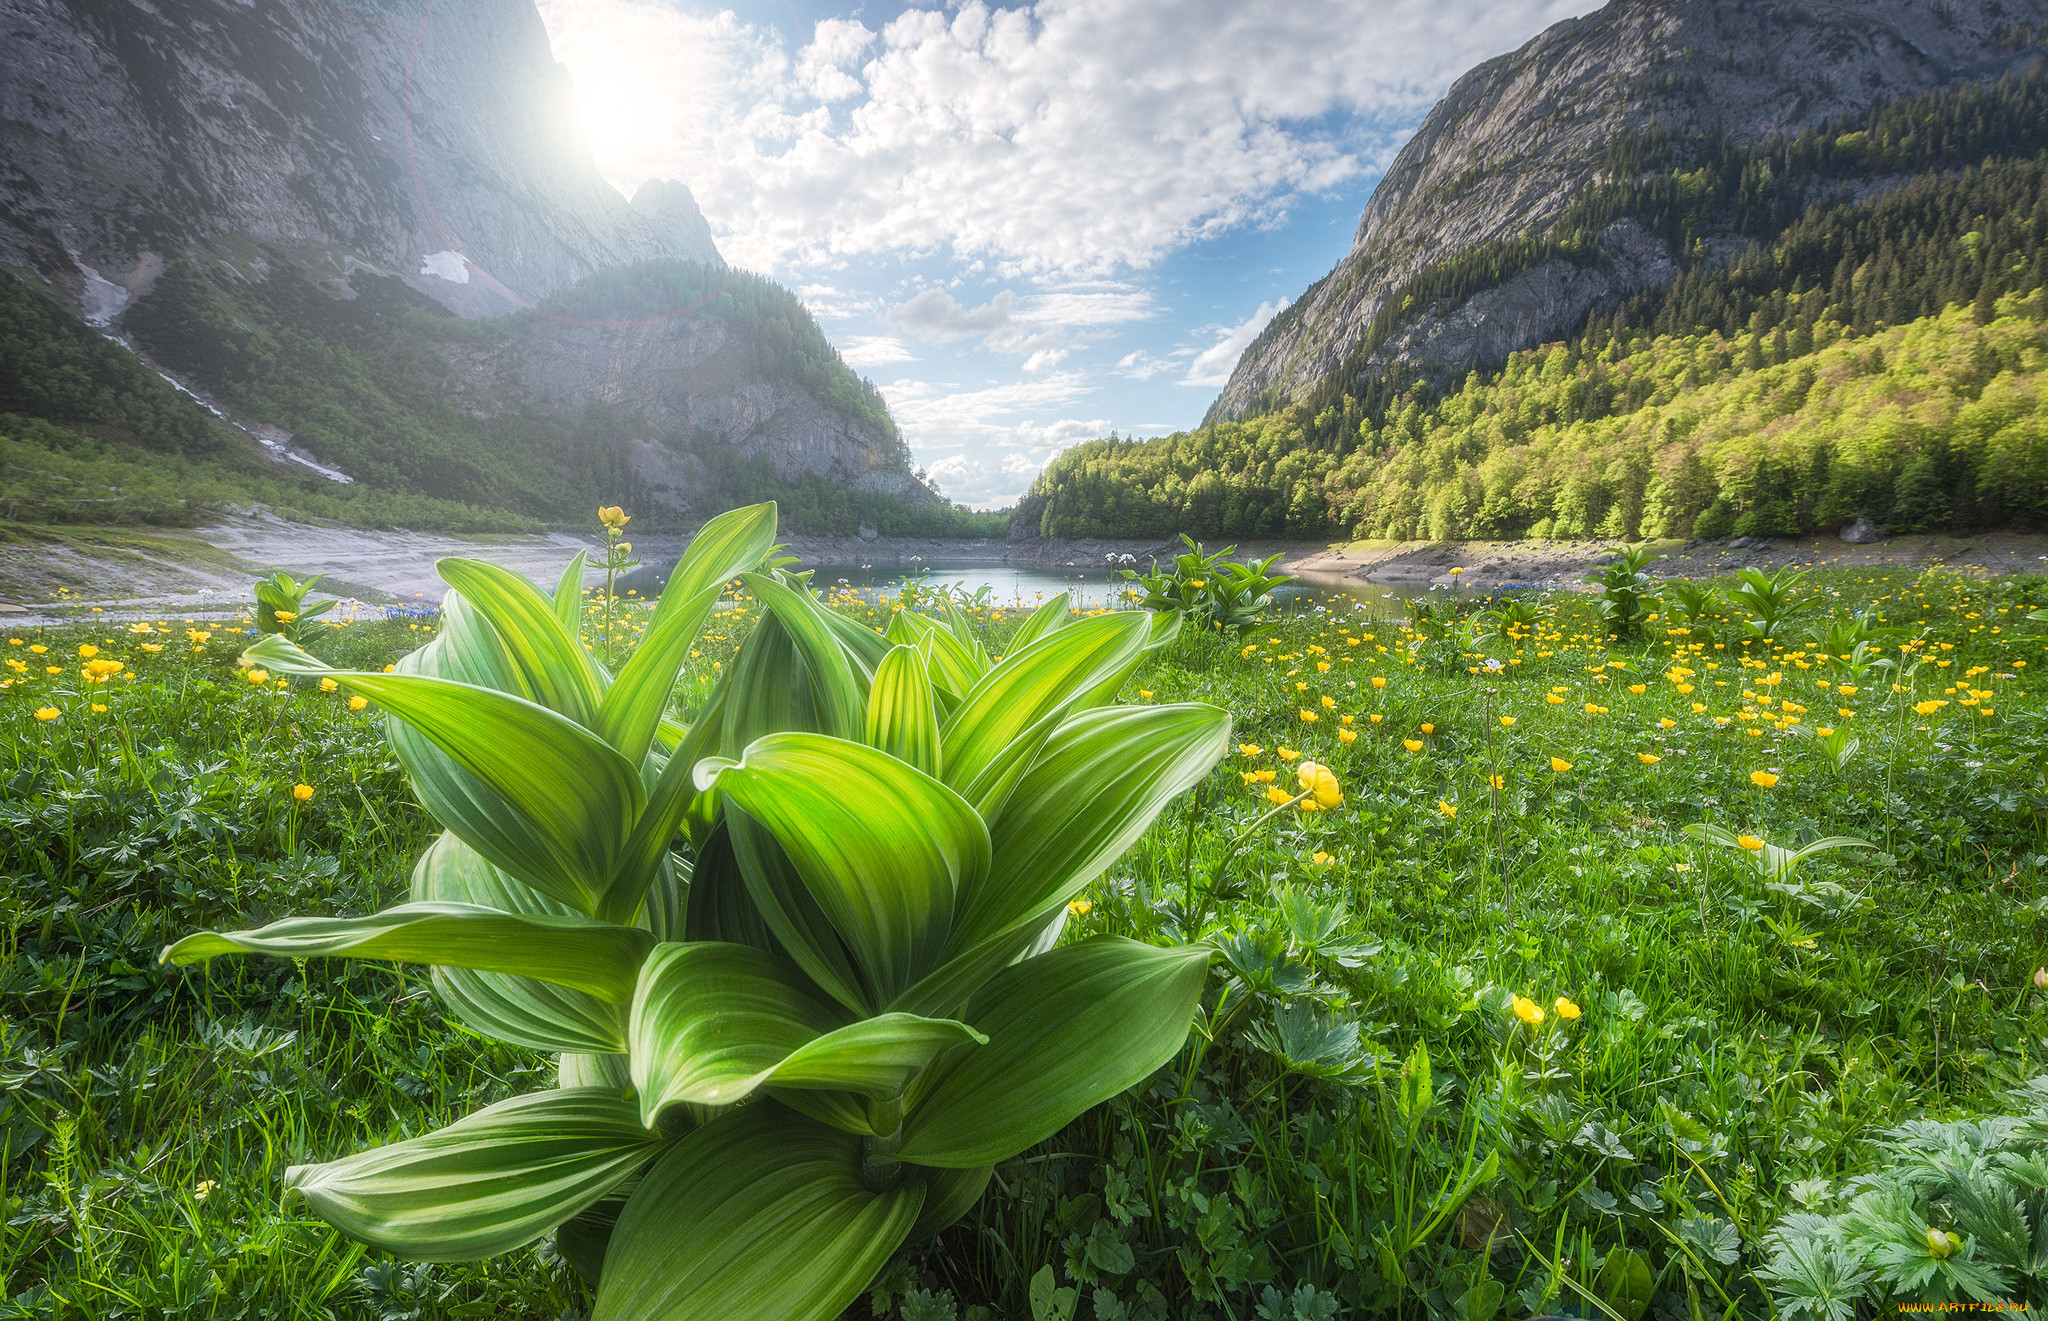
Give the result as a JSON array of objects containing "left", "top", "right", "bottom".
[
  {"left": 1139, "top": 690, "right": 1154, "bottom": 700},
  {"left": 320, "top": 677, "right": 339, "bottom": 693},
  {"left": 246, "top": 668, "right": 270, "bottom": 685},
  {"left": 187, "top": 629, "right": 211, "bottom": 644},
  {"left": 1066, "top": 899, "right": 1092, "bottom": 916},
  {"left": 1404, "top": 738, "right": 1424, "bottom": 752},
  {"left": 90, "top": 703, "right": 106, "bottom": 713},
  {"left": 1638, "top": 752, "right": 1660, "bottom": 764},
  {"left": 1277, "top": 746, "right": 1300, "bottom": 761},
  {"left": 1340, "top": 714, "right": 1354, "bottom": 725},
  {"left": 1488, "top": 774, "right": 1505, "bottom": 790},
  {"left": 1337, "top": 727, "right": 1358, "bottom": 744},
  {"left": 292, "top": 783, "right": 314, "bottom": 802},
  {"left": 1299, "top": 709, "right": 1318, "bottom": 723},
  {"left": 598, "top": 505, "right": 631, "bottom": 530},
  {"left": 1310, "top": 851, "right": 1334, "bottom": 868},
  {"left": 1369, "top": 713, "right": 1384, "bottom": 724},
  {"left": 1659, "top": 717, "right": 1676, "bottom": 729},
  {"left": 1254, "top": 769, "right": 1276, "bottom": 783},
  {"left": 1499, "top": 715, "right": 1516, "bottom": 727},
  {"left": 1371, "top": 676, "right": 1387, "bottom": 690},
  {"left": 33, "top": 707, "right": 58, "bottom": 722},
  {"left": 1737, "top": 834, "right": 1765, "bottom": 851},
  {"left": 1838, "top": 707, "right": 1855, "bottom": 718},
  {"left": 1913, "top": 700, "right": 1946, "bottom": 716},
  {"left": 1554, "top": 997, "right": 1582, "bottom": 1021},
  {"left": 1295, "top": 761, "right": 1343, "bottom": 809},
  {"left": 273, "top": 611, "right": 297, "bottom": 623},
  {"left": 1836, "top": 685, "right": 1857, "bottom": 697},
  {"left": 28, "top": 644, "right": 46, "bottom": 654},
  {"left": 1320, "top": 695, "right": 1335, "bottom": 708},
  {"left": 1437, "top": 799, "right": 1457, "bottom": 818},
  {"left": 1511, "top": 996, "right": 1545, "bottom": 1026},
  {"left": 1750, "top": 770, "right": 1779, "bottom": 789},
  {"left": 1550, "top": 757, "right": 1572, "bottom": 773},
  {"left": 348, "top": 695, "right": 369, "bottom": 712},
  {"left": 1628, "top": 684, "right": 1646, "bottom": 695},
  {"left": 81, "top": 659, "right": 124, "bottom": 683},
  {"left": 77, "top": 644, "right": 98, "bottom": 659},
  {"left": 1239, "top": 743, "right": 1262, "bottom": 757},
  {"left": 1420, "top": 723, "right": 1435, "bottom": 734},
  {"left": 1546, "top": 693, "right": 1565, "bottom": 705},
  {"left": 1266, "top": 784, "right": 1293, "bottom": 806}
]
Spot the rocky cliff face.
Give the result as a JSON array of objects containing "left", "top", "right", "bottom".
[
  {"left": 1212, "top": 0, "right": 2048, "bottom": 421},
  {"left": 0, "top": 0, "right": 922, "bottom": 513}
]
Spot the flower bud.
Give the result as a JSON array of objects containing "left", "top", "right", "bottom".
[
  {"left": 2034, "top": 967, "right": 2047, "bottom": 991},
  {"left": 1926, "top": 1227, "right": 1957, "bottom": 1259}
]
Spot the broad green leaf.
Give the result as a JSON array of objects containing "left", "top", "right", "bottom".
[
  {"left": 768, "top": 1085, "right": 875, "bottom": 1136},
  {"left": 438, "top": 559, "right": 604, "bottom": 727},
  {"left": 742, "top": 573, "right": 863, "bottom": 741},
  {"left": 936, "top": 602, "right": 991, "bottom": 670},
  {"left": 287, "top": 1088, "right": 664, "bottom": 1261},
  {"left": 681, "top": 822, "right": 779, "bottom": 951},
  {"left": 161, "top": 902, "right": 651, "bottom": 1003},
  {"left": 727, "top": 810, "right": 874, "bottom": 1016},
  {"left": 1000, "top": 593, "right": 1070, "bottom": 658},
  {"left": 554, "top": 549, "right": 591, "bottom": 636},
  {"left": 887, "top": 611, "right": 983, "bottom": 701},
  {"left": 908, "top": 1163, "right": 994, "bottom": 1241},
  {"left": 597, "top": 583, "right": 720, "bottom": 768},
  {"left": 600, "top": 704, "right": 717, "bottom": 924},
  {"left": 433, "top": 965, "right": 629, "bottom": 1054},
  {"left": 940, "top": 611, "right": 1152, "bottom": 816},
  {"left": 342, "top": 672, "right": 645, "bottom": 915},
  {"left": 629, "top": 942, "right": 981, "bottom": 1125},
  {"left": 411, "top": 832, "right": 635, "bottom": 1054},
  {"left": 629, "top": 942, "right": 843, "bottom": 1120},
  {"left": 651, "top": 501, "right": 777, "bottom": 633},
  {"left": 594, "top": 1101, "right": 923, "bottom": 1321},
  {"left": 1073, "top": 609, "right": 1181, "bottom": 709},
  {"left": 560, "top": 1052, "right": 633, "bottom": 1093},
  {"left": 899, "top": 938, "right": 1211, "bottom": 1168},
  {"left": 707, "top": 733, "right": 989, "bottom": 1003},
  {"left": 816, "top": 601, "right": 899, "bottom": 684},
  {"left": 430, "top": 592, "right": 534, "bottom": 696},
  {"left": 953, "top": 703, "right": 1230, "bottom": 948},
  {"left": 864, "top": 644, "right": 941, "bottom": 776},
  {"left": 721, "top": 612, "right": 820, "bottom": 754}
]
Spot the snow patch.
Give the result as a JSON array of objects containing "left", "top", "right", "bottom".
[
  {"left": 75, "top": 261, "right": 129, "bottom": 326},
  {"left": 420, "top": 250, "right": 471, "bottom": 283}
]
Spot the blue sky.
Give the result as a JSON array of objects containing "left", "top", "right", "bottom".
[{"left": 534, "top": 0, "right": 1599, "bottom": 507}]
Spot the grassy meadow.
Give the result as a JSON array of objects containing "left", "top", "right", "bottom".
[{"left": 3, "top": 563, "right": 2047, "bottom": 1318}]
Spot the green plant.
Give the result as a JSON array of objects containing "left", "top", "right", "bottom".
[
  {"left": 252, "top": 570, "right": 338, "bottom": 641},
  {"left": 1683, "top": 823, "right": 1872, "bottom": 887},
  {"left": 1759, "top": 1075, "right": 2048, "bottom": 1316},
  {"left": 1727, "top": 565, "right": 1820, "bottom": 641},
  {"left": 1808, "top": 610, "right": 1896, "bottom": 657},
  {"left": 163, "top": 503, "right": 1228, "bottom": 1321},
  {"left": 1586, "top": 546, "right": 1662, "bottom": 640},
  {"left": 1660, "top": 579, "right": 1722, "bottom": 631},
  {"left": 1124, "top": 535, "right": 1293, "bottom": 637}
]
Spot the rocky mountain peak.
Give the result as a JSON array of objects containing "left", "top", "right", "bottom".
[{"left": 1212, "top": 0, "right": 2048, "bottom": 422}]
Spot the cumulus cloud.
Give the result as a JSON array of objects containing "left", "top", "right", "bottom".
[
  {"left": 886, "top": 289, "right": 1017, "bottom": 342},
  {"left": 536, "top": 0, "right": 1592, "bottom": 275},
  {"left": 1181, "top": 298, "right": 1289, "bottom": 388},
  {"left": 882, "top": 373, "right": 1109, "bottom": 506},
  {"left": 839, "top": 335, "right": 919, "bottom": 366}
]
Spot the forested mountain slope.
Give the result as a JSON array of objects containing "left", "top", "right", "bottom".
[
  {"left": 1019, "top": 93, "right": 2048, "bottom": 542},
  {"left": 1212, "top": 0, "right": 2048, "bottom": 423},
  {"left": 0, "top": 0, "right": 960, "bottom": 533}
]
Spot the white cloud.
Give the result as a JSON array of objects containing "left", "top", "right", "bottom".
[
  {"left": 882, "top": 373, "right": 1107, "bottom": 506},
  {"left": 1115, "top": 349, "right": 1173, "bottom": 381},
  {"left": 886, "top": 289, "right": 1017, "bottom": 342},
  {"left": 839, "top": 335, "right": 920, "bottom": 366},
  {"left": 1181, "top": 298, "right": 1289, "bottom": 388},
  {"left": 536, "top": 0, "right": 1594, "bottom": 276}
]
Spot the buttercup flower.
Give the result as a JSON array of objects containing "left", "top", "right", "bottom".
[
  {"left": 1554, "top": 997, "right": 1582, "bottom": 1020},
  {"left": 1737, "top": 835, "right": 1765, "bottom": 851},
  {"left": 1277, "top": 747, "right": 1300, "bottom": 761},
  {"left": 1337, "top": 727, "right": 1357, "bottom": 743},
  {"left": 1499, "top": 715, "right": 1516, "bottom": 727},
  {"left": 1638, "top": 752, "right": 1660, "bottom": 764},
  {"left": 1750, "top": 770, "right": 1779, "bottom": 789},
  {"left": 1511, "top": 996, "right": 1545, "bottom": 1026},
  {"left": 1066, "top": 899, "right": 1092, "bottom": 916},
  {"left": 1403, "top": 738, "right": 1424, "bottom": 752},
  {"left": 348, "top": 695, "right": 369, "bottom": 712},
  {"left": 598, "top": 505, "right": 631, "bottom": 530},
  {"left": 293, "top": 784, "right": 314, "bottom": 802},
  {"left": 33, "top": 707, "right": 58, "bottom": 722},
  {"left": 1239, "top": 743, "right": 1262, "bottom": 757},
  {"left": 1550, "top": 757, "right": 1572, "bottom": 773},
  {"left": 1437, "top": 799, "right": 1457, "bottom": 818},
  {"left": 246, "top": 669, "right": 270, "bottom": 685},
  {"left": 1295, "top": 761, "right": 1343, "bottom": 810}
]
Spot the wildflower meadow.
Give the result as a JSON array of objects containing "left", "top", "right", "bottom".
[{"left": 3, "top": 521, "right": 2047, "bottom": 1319}]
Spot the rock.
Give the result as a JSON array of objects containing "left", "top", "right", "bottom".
[
  {"left": 1211, "top": 0, "right": 2033, "bottom": 421},
  {"left": 1840, "top": 516, "right": 1882, "bottom": 544},
  {"left": 858, "top": 522, "right": 879, "bottom": 541}
]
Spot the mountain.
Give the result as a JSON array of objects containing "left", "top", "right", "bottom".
[
  {"left": 0, "top": 0, "right": 950, "bottom": 532},
  {"left": 1211, "top": 0, "right": 2048, "bottom": 423}
]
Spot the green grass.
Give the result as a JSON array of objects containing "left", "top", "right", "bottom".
[{"left": 3, "top": 568, "right": 2046, "bottom": 1317}]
